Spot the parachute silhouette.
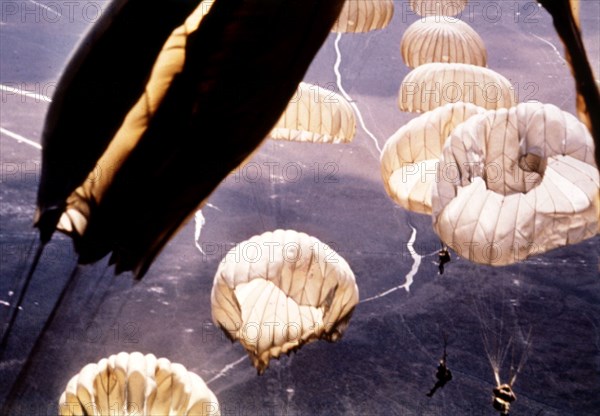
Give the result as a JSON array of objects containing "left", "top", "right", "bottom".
[
  {"left": 537, "top": 0, "right": 600, "bottom": 167},
  {"left": 58, "top": 352, "right": 219, "bottom": 416},
  {"left": 380, "top": 102, "right": 485, "bottom": 214},
  {"left": 269, "top": 82, "right": 356, "bottom": 144},
  {"left": 408, "top": 0, "right": 468, "bottom": 17},
  {"left": 398, "top": 63, "right": 516, "bottom": 112},
  {"left": 400, "top": 17, "right": 487, "bottom": 68},
  {"left": 331, "top": 0, "right": 394, "bottom": 33},
  {"left": 432, "top": 102, "right": 600, "bottom": 266},
  {"left": 34, "top": 0, "right": 347, "bottom": 278},
  {"left": 210, "top": 229, "right": 359, "bottom": 374}
]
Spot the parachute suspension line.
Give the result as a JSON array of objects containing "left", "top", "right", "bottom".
[
  {"left": 508, "top": 326, "right": 533, "bottom": 387},
  {"left": 475, "top": 297, "right": 501, "bottom": 386},
  {"left": 333, "top": 32, "right": 383, "bottom": 156},
  {"left": 399, "top": 313, "right": 436, "bottom": 362},
  {"left": 2, "top": 264, "right": 82, "bottom": 414},
  {"left": 0, "top": 237, "right": 46, "bottom": 357}
]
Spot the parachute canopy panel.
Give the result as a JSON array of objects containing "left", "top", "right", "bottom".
[
  {"left": 269, "top": 82, "right": 357, "bottom": 144},
  {"left": 398, "top": 63, "right": 516, "bottom": 112},
  {"left": 211, "top": 229, "right": 359, "bottom": 374},
  {"left": 400, "top": 17, "right": 487, "bottom": 68},
  {"left": 58, "top": 352, "right": 220, "bottom": 416},
  {"left": 331, "top": 0, "right": 394, "bottom": 33},
  {"left": 381, "top": 102, "right": 486, "bottom": 214},
  {"left": 432, "top": 102, "right": 599, "bottom": 266}
]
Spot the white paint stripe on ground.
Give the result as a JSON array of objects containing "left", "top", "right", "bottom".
[
  {"left": 206, "top": 355, "right": 247, "bottom": 384},
  {"left": 29, "top": 0, "right": 62, "bottom": 17},
  {"left": 0, "top": 127, "right": 42, "bottom": 150}
]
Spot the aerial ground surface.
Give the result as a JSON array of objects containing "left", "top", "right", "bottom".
[{"left": 1, "top": 1, "right": 599, "bottom": 414}]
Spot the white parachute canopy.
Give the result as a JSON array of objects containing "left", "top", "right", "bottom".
[
  {"left": 398, "top": 63, "right": 516, "bottom": 112},
  {"left": 400, "top": 17, "right": 487, "bottom": 68},
  {"left": 409, "top": 0, "right": 468, "bottom": 17},
  {"left": 432, "top": 102, "right": 600, "bottom": 266},
  {"left": 269, "top": 82, "right": 356, "bottom": 144},
  {"left": 331, "top": 0, "right": 394, "bottom": 33},
  {"left": 58, "top": 352, "right": 220, "bottom": 416},
  {"left": 381, "top": 102, "right": 486, "bottom": 214},
  {"left": 211, "top": 229, "right": 359, "bottom": 374}
]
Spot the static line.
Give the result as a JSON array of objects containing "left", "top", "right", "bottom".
[
  {"left": 0, "top": 127, "right": 42, "bottom": 150},
  {"left": 0, "top": 84, "right": 52, "bottom": 103},
  {"left": 206, "top": 355, "right": 247, "bottom": 384},
  {"left": 530, "top": 33, "right": 567, "bottom": 65},
  {"left": 360, "top": 225, "right": 422, "bottom": 303},
  {"left": 333, "top": 32, "right": 383, "bottom": 155},
  {"left": 29, "top": 0, "right": 62, "bottom": 17}
]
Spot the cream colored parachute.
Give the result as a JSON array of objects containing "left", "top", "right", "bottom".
[
  {"left": 432, "top": 102, "right": 600, "bottom": 266},
  {"left": 398, "top": 63, "right": 516, "bottom": 112},
  {"left": 381, "top": 102, "right": 485, "bottom": 214},
  {"left": 211, "top": 229, "right": 359, "bottom": 374},
  {"left": 409, "top": 0, "right": 468, "bottom": 16},
  {"left": 58, "top": 352, "right": 220, "bottom": 416},
  {"left": 331, "top": 0, "right": 394, "bottom": 33},
  {"left": 400, "top": 17, "right": 487, "bottom": 68},
  {"left": 269, "top": 82, "right": 356, "bottom": 143}
]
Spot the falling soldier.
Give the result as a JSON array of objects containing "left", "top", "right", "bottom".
[
  {"left": 438, "top": 244, "right": 451, "bottom": 274},
  {"left": 492, "top": 383, "right": 517, "bottom": 415},
  {"left": 426, "top": 335, "right": 452, "bottom": 397}
]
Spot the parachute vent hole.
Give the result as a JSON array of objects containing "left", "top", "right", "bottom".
[{"left": 518, "top": 153, "right": 545, "bottom": 174}]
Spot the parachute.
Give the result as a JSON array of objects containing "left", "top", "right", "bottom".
[
  {"left": 58, "top": 352, "right": 220, "bottom": 416},
  {"left": 56, "top": 2, "right": 214, "bottom": 240},
  {"left": 408, "top": 0, "right": 468, "bottom": 17},
  {"left": 398, "top": 63, "right": 516, "bottom": 112},
  {"left": 432, "top": 102, "right": 600, "bottom": 266},
  {"left": 35, "top": 0, "right": 205, "bottom": 243},
  {"left": 34, "top": 0, "right": 347, "bottom": 278},
  {"left": 269, "top": 82, "right": 356, "bottom": 144},
  {"left": 210, "top": 229, "right": 359, "bottom": 374},
  {"left": 380, "top": 102, "right": 485, "bottom": 214},
  {"left": 331, "top": 0, "right": 394, "bottom": 33},
  {"left": 400, "top": 17, "right": 487, "bottom": 68}
]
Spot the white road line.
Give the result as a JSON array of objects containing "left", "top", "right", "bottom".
[
  {"left": 29, "top": 0, "right": 62, "bottom": 17},
  {"left": 206, "top": 355, "right": 247, "bottom": 384},
  {"left": 333, "top": 32, "right": 383, "bottom": 155},
  {"left": 0, "top": 127, "right": 42, "bottom": 150},
  {"left": 0, "top": 84, "right": 52, "bottom": 103}
]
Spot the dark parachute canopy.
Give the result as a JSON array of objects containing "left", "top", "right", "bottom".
[{"left": 34, "top": 0, "right": 347, "bottom": 278}]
